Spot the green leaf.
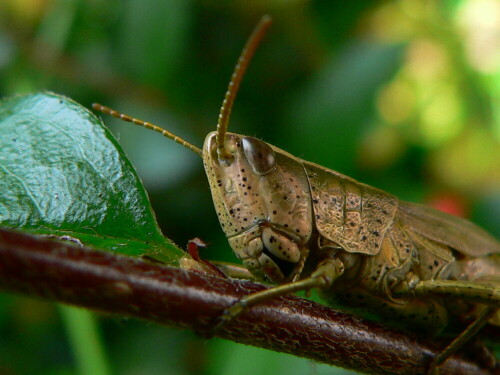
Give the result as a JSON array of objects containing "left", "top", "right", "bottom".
[{"left": 0, "top": 92, "right": 184, "bottom": 263}]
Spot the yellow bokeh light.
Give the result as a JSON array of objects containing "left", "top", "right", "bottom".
[
  {"left": 455, "top": 0, "right": 500, "bottom": 74},
  {"left": 405, "top": 39, "right": 449, "bottom": 82},
  {"left": 431, "top": 127, "right": 500, "bottom": 194},
  {"left": 377, "top": 78, "right": 416, "bottom": 125},
  {"left": 367, "top": 2, "right": 417, "bottom": 42},
  {"left": 1, "top": 0, "right": 51, "bottom": 27},
  {"left": 420, "top": 84, "right": 463, "bottom": 146},
  {"left": 359, "top": 125, "right": 406, "bottom": 169}
]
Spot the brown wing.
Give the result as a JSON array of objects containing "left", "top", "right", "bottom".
[
  {"left": 304, "top": 161, "right": 398, "bottom": 255},
  {"left": 397, "top": 201, "right": 500, "bottom": 256}
]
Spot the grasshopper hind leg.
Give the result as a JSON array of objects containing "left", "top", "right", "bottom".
[
  {"left": 429, "top": 305, "right": 498, "bottom": 374},
  {"left": 393, "top": 278, "right": 499, "bottom": 373}
]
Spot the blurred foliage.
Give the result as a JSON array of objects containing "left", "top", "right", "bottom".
[{"left": 0, "top": 0, "right": 498, "bottom": 374}]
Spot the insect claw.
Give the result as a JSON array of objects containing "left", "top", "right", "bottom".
[
  {"left": 468, "top": 339, "right": 498, "bottom": 370},
  {"left": 208, "top": 301, "right": 246, "bottom": 336}
]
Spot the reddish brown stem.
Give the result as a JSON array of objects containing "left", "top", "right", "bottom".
[{"left": 0, "top": 227, "right": 494, "bottom": 375}]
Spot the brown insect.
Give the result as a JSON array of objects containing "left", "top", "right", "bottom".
[{"left": 93, "top": 16, "right": 500, "bottom": 374}]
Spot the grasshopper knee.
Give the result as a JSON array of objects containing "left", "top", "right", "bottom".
[{"left": 311, "top": 258, "right": 345, "bottom": 287}]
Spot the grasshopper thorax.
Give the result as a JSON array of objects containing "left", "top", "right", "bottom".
[{"left": 203, "top": 131, "right": 314, "bottom": 283}]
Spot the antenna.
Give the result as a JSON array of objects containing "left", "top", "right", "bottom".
[
  {"left": 92, "top": 104, "right": 202, "bottom": 156},
  {"left": 216, "top": 15, "right": 272, "bottom": 162}
]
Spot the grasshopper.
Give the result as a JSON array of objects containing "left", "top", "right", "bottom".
[{"left": 93, "top": 16, "right": 500, "bottom": 373}]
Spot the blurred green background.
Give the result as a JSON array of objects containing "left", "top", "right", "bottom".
[{"left": 0, "top": 0, "right": 499, "bottom": 374}]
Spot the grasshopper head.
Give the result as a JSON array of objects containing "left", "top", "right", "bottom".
[
  {"left": 203, "top": 131, "right": 313, "bottom": 283},
  {"left": 201, "top": 16, "right": 314, "bottom": 283}
]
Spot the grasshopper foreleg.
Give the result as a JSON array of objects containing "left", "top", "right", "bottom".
[
  {"left": 211, "top": 257, "right": 345, "bottom": 333},
  {"left": 210, "top": 261, "right": 256, "bottom": 280}
]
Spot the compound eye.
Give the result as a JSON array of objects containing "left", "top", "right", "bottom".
[{"left": 241, "top": 136, "right": 276, "bottom": 175}]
